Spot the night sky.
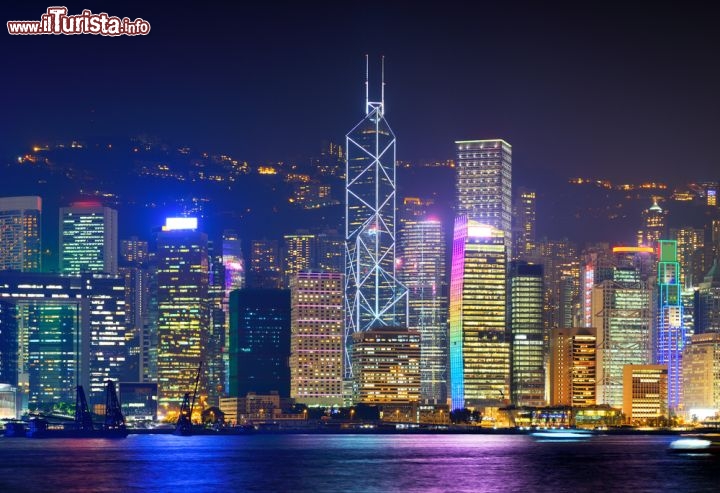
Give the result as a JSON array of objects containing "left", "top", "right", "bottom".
[{"left": 3, "top": 1, "right": 719, "bottom": 183}]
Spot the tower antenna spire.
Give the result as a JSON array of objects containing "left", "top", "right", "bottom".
[
  {"left": 365, "top": 54, "right": 369, "bottom": 115},
  {"left": 381, "top": 55, "right": 385, "bottom": 111}
]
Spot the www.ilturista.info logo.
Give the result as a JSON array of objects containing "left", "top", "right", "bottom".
[{"left": 7, "top": 7, "right": 150, "bottom": 36}]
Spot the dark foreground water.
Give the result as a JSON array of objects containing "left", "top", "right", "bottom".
[{"left": 1, "top": 434, "right": 719, "bottom": 492}]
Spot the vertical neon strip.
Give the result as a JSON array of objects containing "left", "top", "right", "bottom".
[{"left": 449, "top": 216, "right": 467, "bottom": 410}]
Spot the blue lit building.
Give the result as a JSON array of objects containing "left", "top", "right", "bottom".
[{"left": 656, "top": 240, "right": 686, "bottom": 410}]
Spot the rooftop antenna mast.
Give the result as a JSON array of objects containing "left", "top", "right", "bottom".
[
  {"left": 381, "top": 55, "right": 385, "bottom": 111},
  {"left": 365, "top": 54, "right": 369, "bottom": 115}
]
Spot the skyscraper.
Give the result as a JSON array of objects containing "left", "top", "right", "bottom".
[
  {"left": 290, "top": 272, "right": 344, "bottom": 407},
  {"left": 592, "top": 267, "right": 652, "bottom": 408},
  {"left": 509, "top": 261, "right": 545, "bottom": 407},
  {"left": 637, "top": 198, "right": 667, "bottom": 248},
  {"left": 670, "top": 227, "right": 705, "bottom": 289},
  {"left": 249, "top": 239, "right": 282, "bottom": 289},
  {"left": 59, "top": 201, "right": 118, "bottom": 275},
  {"left": 283, "top": 231, "right": 316, "bottom": 287},
  {"left": 549, "top": 327, "right": 597, "bottom": 407},
  {"left": 455, "top": 139, "right": 512, "bottom": 246},
  {"left": 398, "top": 215, "right": 447, "bottom": 403},
  {"left": 512, "top": 187, "right": 536, "bottom": 260},
  {"left": 682, "top": 333, "right": 720, "bottom": 417},
  {"left": 345, "top": 58, "right": 407, "bottom": 377},
  {"left": 351, "top": 327, "right": 421, "bottom": 406},
  {"left": 0, "top": 196, "right": 42, "bottom": 272},
  {"left": 697, "top": 260, "right": 720, "bottom": 333},
  {"left": 228, "top": 289, "right": 291, "bottom": 397},
  {"left": 155, "top": 218, "right": 209, "bottom": 413},
  {"left": 655, "top": 240, "right": 686, "bottom": 410},
  {"left": 449, "top": 217, "right": 510, "bottom": 410}
]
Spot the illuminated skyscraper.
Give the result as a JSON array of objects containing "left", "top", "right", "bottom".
[
  {"left": 156, "top": 218, "right": 209, "bottom": 412},
  {"left": 315, "top": 230, "right": 344, "bottom": 273},
  {"left": 249, "top": 239, "right": 282, "bottom": 289},
  {"left": 351, "top": 326, "right": 420, "bottom": 406},
  {"left": 290, "top": 272, "right": 344, "bottom": 407},
  {"left": 398, "top": 215, "right": 447, "bottom": 403},
  {"left": 283, "top": 231, "right": 316, "bottom": 286},
  {"left": 670, "top": 227, "right": 705, "bottom": 289},
  {"left": 0, "top": 196, "right": 42, "bottom": 272},
  {"left": 345, "top": 58, "right": 407, "bottom": 377},
  {"left": 455, "top": 139, "right": 512, "bottom": 246},
  {"left": 697, "top": 260, "right": 720, "bottom": 334},
  {"left": 207, "top": 242, "right": 226, "bottom": 405},
  {"left": 622, "top": 365, "right": 668, "bottom": 424},
  {"left": 509, "top": 261, "right": 545, "bottom": 407},
  {"left": 534, "top": 238, "right": 579, "bottom": 332},
  {"left": 637, "top": 198, "right": 667, "bottom": 248},
  {"left": 221, "top": 230, "right": 244, "bottom": 394},
  {"left": 121, "top": 236, "right": 149, "bottom": 265},
  {"left": 682, "top": 333, "right": 720, "bottom": 416},
  {"left": 512, "top": 188, "right": 536, "bottom": 260},
  {"left": 592, "top": 267, "right": 652, "bottom": 408},
  {"left": 60, "top": 201, "right": 118, "bottom": 275},
  {"left": 449, "top": 217, "right": 510, "bottom": 410},
  {"left": 655, "top": 240, "right": 686, "bottom": 410},
  {"left": 228, "top": 289, "right": 290, "bottom": 397}
]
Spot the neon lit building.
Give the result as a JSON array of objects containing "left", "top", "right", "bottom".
[
  {"left": 592, "top": 267, "right": 652, "bottom": 408},
  {"left": 398, "top": 215, "right": 447, "bottom": 403},
  {"left": 290, "top": 272, "right": 344, "bottom": 407},
  {"left": 60, "top": 201, "right": 118, "bottom": 275},
  {"left": 156, "top": 217, "right": 209, "bottom": 412},
  {"left": 656, "top": 240, "right": 686, "bottom": 410},
  {"left": 455, "top": 139, "right": 512, "bottom": 247},
  {"left": 509, "top": 261, "right": 545, "bottom": 407},
  {"left": 449, "top": 216, "right": 510, "bottom": 410},
  {"left": 345, "top": 58, "right": 407, "bottom": 377},
  {"left": 0, "top": 196, "right": 41, "bottom": 272}
]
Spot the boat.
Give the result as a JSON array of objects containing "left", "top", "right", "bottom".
[
  {"left": 668, "top": 434, "right": 720, "bottom": 455},
  {"left": 26, "top": 381, "right": 127, "bottom": 439},
  {"left": 530, "top": 427, "right": 595, "bottom": 441},
  {"left": 3, "top": 421, "right": 27, "bottom": 437}
]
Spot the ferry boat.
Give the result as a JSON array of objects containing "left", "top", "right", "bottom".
[
  {"left": 668, "top": 434, "right": 720, "bottom": 455},
  {"left": 530, "top": 427, "right": 595, "bottom": 441}
]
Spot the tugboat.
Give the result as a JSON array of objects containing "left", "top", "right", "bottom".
[{"left": 26, "top": 381, "right": 127, "bottom": 438}]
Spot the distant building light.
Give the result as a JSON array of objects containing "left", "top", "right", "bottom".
[
  {"left": 612, "top": 246, "right": 654, "bottom": 254},
  {"left": 163, "top": 217, "right": 198, "bottom": 231}
]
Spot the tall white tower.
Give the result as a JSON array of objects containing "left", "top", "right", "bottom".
[{"left": 344, "top": 57, "right": 408, "bottom": 376}]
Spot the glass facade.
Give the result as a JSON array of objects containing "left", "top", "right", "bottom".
[
  {"left": 0, "top": 196, "right": 42, "bottom": 272},
  {"left": 455, "top": 140, "right": 512, "bottom": 248},
  {"left": 59, "top": 202, "right": 118, "bottom": 275},
  {"left": 592, "top": 267, "right": 652, "bottom": 408},
  {"left": 510, "top": 261, "right": 544, "bottom": 407},
  {"left": 156, "top": 226, "right": 209, "bottom": 412},
  {"left": 398, "top": 217, "right": 447, "bottom": 403}
]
